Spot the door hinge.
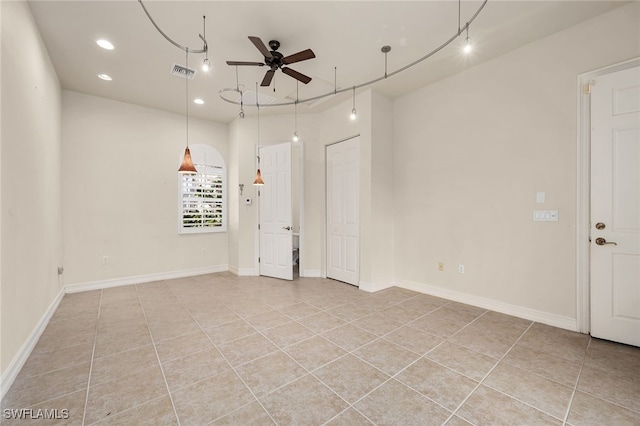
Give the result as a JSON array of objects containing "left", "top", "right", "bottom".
[
  {"left": 583, "top": 80, "right": 594, "bottom": 94},
  {"left": 258, "top": 257, "right": 261, "bottom": 263},
  {"left": 258, "top": 224, "right": 261, "bottom": 230}
]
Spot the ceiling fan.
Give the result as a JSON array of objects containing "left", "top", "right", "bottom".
[{"left": 226, "top": 36, "right": 316, "bottom": 87}]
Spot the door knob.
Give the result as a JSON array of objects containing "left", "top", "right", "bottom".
[
  {"left": 595, "top": 222, "right": 606, "bottom": 230},
  {"left": 595, "top": 237, "right": 617, "bottom": 246},
  {"left": 283, "top": 226, "right": 291, "bottom": 231}
]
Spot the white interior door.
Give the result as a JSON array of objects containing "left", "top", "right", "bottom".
[
  {"left": 326, "top": 137, "right": 360, "bottom": 286},
  {"left": 590, "top": 65, "right": 640, "bottom": 347},
  {"left": 259, "top": 142, "right": 293, "bottom": 280}
]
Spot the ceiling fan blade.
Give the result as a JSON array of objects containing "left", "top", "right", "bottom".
[
  {"left": 261, "top": 70, "right": 276, "bottom": 86},
  {"left": 249, "top": 36, "right": 273, "bottom": 59},
  {"left": 282, "top": 49, "right": 316, "bottom": 65},
  {"left": 282, "top": 67, "right": 312, "bottom": 84},
  {"left": 226, "top": 61, "right": 265, "bottom": 66}
]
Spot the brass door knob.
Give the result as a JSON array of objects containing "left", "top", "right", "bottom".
[{"left": 595, "top": 237, "right": 617, "bottom": 246}]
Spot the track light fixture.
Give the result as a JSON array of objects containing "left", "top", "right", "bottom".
[
  {"left": 293, "top": 82, "right": 300, "bottom": 141},
  {"left": 350, "top": 86, "right": 357, "bottom": 121},
  {"left": 463, "top": 26, "right": 472, "bottom": 54}
]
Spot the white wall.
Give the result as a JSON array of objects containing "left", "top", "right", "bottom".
[
  {"left": 1, "top": 1, "right": 62, "bottom": 375},
  {"left": 62, "top": 91, "right": 229, "bottom": 287},
  {"left": 392, "top": 2, "right": 640, "bottom": 325}
]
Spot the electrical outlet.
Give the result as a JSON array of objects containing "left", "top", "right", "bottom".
[
  {"left": 102, "top": 256, "right": 109, "bottom": 265},
  {"left": 438, "top": 262, "right": 444, "bottom": 271},
  {"left": 458, "top": 264, "right": 464, "bottom": 273}
]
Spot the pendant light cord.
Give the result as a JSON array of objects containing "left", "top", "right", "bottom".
[{"left": 185, "top": 49, "right": 189, "bottom": 148}]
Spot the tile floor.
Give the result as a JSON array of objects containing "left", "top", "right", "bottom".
[{"left": 2, "top": 273, "right": 639, "bottom": 425}]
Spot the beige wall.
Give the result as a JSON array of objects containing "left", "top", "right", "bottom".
[
  {"left": 61, "top": 91, "right": 229, "bottom": 286},
  {"left": 1, "top": 1, "right": 63, "bottom": 375},
  {"left": 392, "top": 2, "right": 640, "bottom": 321}
]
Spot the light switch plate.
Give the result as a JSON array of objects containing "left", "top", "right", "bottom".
[{"left": 533, "top": 210, "right": 558, "bottom": 221}]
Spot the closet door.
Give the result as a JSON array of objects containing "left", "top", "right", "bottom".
[{"left": 326, "top": 137, "right": 360, "bottom": 286}]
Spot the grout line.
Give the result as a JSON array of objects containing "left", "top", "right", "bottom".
[
  {"left": 81, "top": 289, "right": 104, "bottom": 426},
  {"left": 562, "top": 336, "right": 591, "bottom": 425},
  {"left": 135, "top": 283, "right": 182, "bottom": 426}
]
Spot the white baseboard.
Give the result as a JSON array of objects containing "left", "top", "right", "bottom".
[
  {"left": 302, "top": 269, "right": 322, "bottom": 278},
  {"left": 398, "top": 280, "right": 578, "bottom": 332},
  {"left": 1, "top": 287, "right": 65, "bottom": 400},
  {"left": 359, "top": 280, "right": 394, "bottom": 293},
  {"left": 65, "top": 265, "right": 229, "bottom": 293}
]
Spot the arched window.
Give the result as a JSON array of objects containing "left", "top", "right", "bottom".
[{"left": 178, "top": 144, "right": 226, "bottom": 233}]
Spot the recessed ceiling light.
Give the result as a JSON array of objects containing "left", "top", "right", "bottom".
[
  {"left": 97, "top": 74, "right": 112, "bottom": 81},
  {"left": 96, "top": 39, "right": 114, "bottom": 50},
  {"left": 194, "top": 98, "right": 204, "bottom": 105}
]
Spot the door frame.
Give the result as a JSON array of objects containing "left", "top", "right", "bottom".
[
  {"left": 576, "top": 57, "right": 640, "bottom": 334},
  {"left": 254, "top": 141, "right": 305, "bottom": 277}
]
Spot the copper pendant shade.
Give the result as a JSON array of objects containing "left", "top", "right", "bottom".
[
  {"left": 178, "top": 146, "right": 197, "bottom": 174},
  {"left": 253, "top": 169, "right": 265, "bottom": 186}
]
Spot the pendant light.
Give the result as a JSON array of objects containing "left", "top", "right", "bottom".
[
  {"left": 253, "top": 83, "right": 265, "bottom": 186},
  {"left": 178, "top": 49, "right": 197, "bottom": 174},
  {"left": 463, "top": 26, "right": 472, "bottom": 54}
]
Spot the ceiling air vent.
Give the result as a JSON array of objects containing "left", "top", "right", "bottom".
[{"left": 170, "top": 63, "right": 196, "bottom": 80}]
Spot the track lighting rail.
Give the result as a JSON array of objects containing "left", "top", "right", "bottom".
[
  {"left": 219, "top": 0, "right": 487, "bottom": 108},
  {"left": 138, "top": 0, "right": 207, "bottom": 54}
]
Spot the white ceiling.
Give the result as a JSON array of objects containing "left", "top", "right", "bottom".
[{"left": 28, "top": 1, "right": 626, "bottom": 123}]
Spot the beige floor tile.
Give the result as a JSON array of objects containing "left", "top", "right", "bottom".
[
  {"left": 483, "top": 362, "right": 573, "bottom": 419},
  {"left": 577, "top": 363, "right": 640, "bottom": 412},
  {"left": 408, "top": 315, "right": 466, "bottom": 339},
  {"left": 566, "top": 391, "right": 640, "bottom": 426},
  {"left": 261, "top": 321, "right": 316, "bottom": 348},
  {"left": 384, "top": 326, "right": 444, "bottom": 355},
  {"left": 236, "top": 350, "right": 307, "bottom": 397},
  {"left": 321, "top": 323, "right": 378, "bottom": 352},
  {"left": 230, "top": 302, "right": 274, "bottom": 318},
  {"left": 91, "top": 395, "right": 178, "bottom": 425},
  {"left": 93, "top": 323, "right": 152, "bottom": 358},
  {"left": 161, "top": 348, "right": 230, "bottom": 391},
  {"left": 244, "top": 310, "right": 291, "bottom": 331},
  {"left": 397, "top": 358, "right": 478, "bottom": 411},
  {"left": 285, "top": 336, "right": 347, "bottom": 371},
  {"left": 397, "top": 294, "right": 448, "bottom": 311},
  {"left": 325, "top": 408, "right": 374, "bottom": 425},
  {"left": 154, "top": 330, "right": 213, "bottom": 363},
  {"left": 33, "top": 319, "right": 97, "bottom": 353},
  {"left": 204, "top": 319, "right": 257, "bottom": 345},
  {"left": 278, "top": 302, "right": 321, "bottom": 319},
  {"left": 426, "top": 342, "right": 497, "bottom": 382},
  {"left": 328, "top": 303, "right": 375, "bottom": 322},
  {"left": 148, "top": 318, "right": 201, "bottom": 342},
  {"left": 171, "top": 370, "right": 255, "bottom": 424},
  {"left": 352, "top": 313, "right": 403, "bottom": 337},
  {"left": 18, "top": 341, "right": 94, "bottom": 379},
  {"left": 584, "top": 338, "right": 640, "bottom": 379},
  {"left": 313, "top": 354, "right": 389, "bottom": 404},
  {"left": 448, "top": 327, "right": 515, "bottom": 359},
  {"left": 380, "top": 305, "right": 426, "bottom": 324},
  {"left": 445, "top": 415, "right": 474, "bottom": 426},
  {"left": 353, "top": 339, "right": 420, "bottom": 375},
  {"left": 2, "top": 362, "right": 90, "bottom": 408},
  {"left": 297, "top": 311, "right": 346, "bottom": 333},
  {"left": 502, "top": 344, "right": 582, "bottom": 387},
  {"left": 217, "top": 332, "right": 279, "bottom": 367},
  {"left": 517, "top": 326, "right": 589, "bottom": 363},
  {"left": 4, "top": 389, "right": 87, "bottom": 426},
  {"left": 428, "top": 305, "right": 484, "bottom": 326},
  {"left": 144, "top": 309, "right": 194, "bottom": 327},
  {"left": 211, "top": 401, "right": 275, "bottom": 425},
  {"left": 354, "top": 379, "right": 451, "bottom": 426},
  {"left": 191, "top": 309, "right": 240, "bottom": 329},
  {"left": 90, "top": 344, "right": 158, "bottom": 386},
  {"left": 456, "top": 385, "right": 560, "bottom": 426},
  {"left": 260, "top": 374, "right": 348, "bottom": 425},
  {"left": 83, "top": 366, "right": 167, "bottom": 424}
]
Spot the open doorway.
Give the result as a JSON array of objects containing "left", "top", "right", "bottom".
[{"left": 257, "top": 141, "right": 304, "bottom": 280}]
